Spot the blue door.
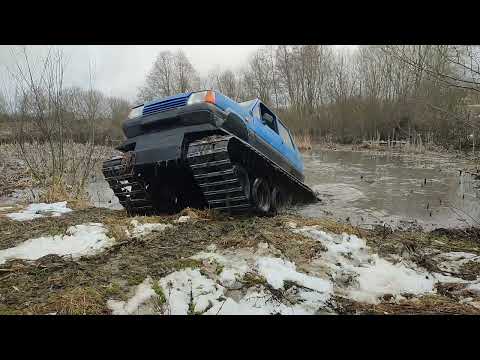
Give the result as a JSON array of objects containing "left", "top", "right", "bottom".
[{"left": 250, "top": 102, "right": 301, "bottom": 172}]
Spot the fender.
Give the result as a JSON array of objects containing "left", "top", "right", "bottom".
[{"left": 221, "top": 109, "right": 249, "bottom": 142}]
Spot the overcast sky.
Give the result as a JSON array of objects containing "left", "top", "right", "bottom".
[{"left": 0, "top": 45, "right": 357, "bottom": 103}]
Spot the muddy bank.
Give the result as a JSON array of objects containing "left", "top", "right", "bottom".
[{"left": 1, "top": 206, "right": 479, "bottom": 315}]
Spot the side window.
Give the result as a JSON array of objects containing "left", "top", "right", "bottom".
[
  {"left": 253, "top": 103, "right": 261, "bottom": 119},
  {"left": 278, "top": 121, "right": 295, "bottom": 150},
  {"left": 259, "top": 104, "right": 278, "bottom": 133}
]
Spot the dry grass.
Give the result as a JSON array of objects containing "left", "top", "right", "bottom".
[
  {"left": 1, "top": 205, "right": 480, "bottom": 315},
  {"left": 22, "top": 287, "right": 108, "bottom": 315},
  {"left": 334, "top": 294, "right": 480, "bottom": 315},
  {"left": 12, "top": 140, "right": 117, "bottom": 184},
  {"left": 459, "top": 261, "right": 480, "bottom": 281},
  {"left": 293, "top": 132, "right": 313, "bottom": 152},
  {"left": 47, "top": 287, "right": 107, "bottom": 315},
  {"left": 0, "top": 143, "right": 34, "bottom": 197},
  {"left": 208, "top": 215, "right": 328, "bottom": 265},
  {"left": 296, "top": 217, "right": 365, "bottom": 238},
  {"left": 0, "top": 142, "right": 120, "bottom": 206}
]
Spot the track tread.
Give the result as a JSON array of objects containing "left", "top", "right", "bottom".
[
  {"left": 187, "top": 135, "right": 251, "bottom": 213},
  {"left": 102, "top": 154, "right": 155, "bottom": 215}
]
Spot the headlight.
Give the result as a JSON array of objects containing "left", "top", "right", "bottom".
[
  {"left": 187, "top": 90, "right": 216, "bottom": 106},
  {"left": 128, "top": 105, "right": 144, "bottom": 119}
]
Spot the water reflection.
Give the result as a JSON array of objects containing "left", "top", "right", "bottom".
[{"left": 299, "top": 148, "right": 480, "bottom": 230}]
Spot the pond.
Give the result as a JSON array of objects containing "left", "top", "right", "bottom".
[
  {"left": 86, "top": 146, "right": 480, "bottom": 230},
  {"left": 299, "top": 147, "right": 480, "bottom": 230}
]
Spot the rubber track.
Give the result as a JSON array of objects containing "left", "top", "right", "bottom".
[
  {"left": 102, "top": 155, "right": 154, "bottom": 215},
  {"left": 186, "top": 135, "right": 251, "bottom": 213},
  {"left": 186, "top": 133, "right": 318, "bottom": 214}
]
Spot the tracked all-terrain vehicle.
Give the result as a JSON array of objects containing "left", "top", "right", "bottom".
[{"left": 102, "top": 90, "right": 318, "bottom": 215}]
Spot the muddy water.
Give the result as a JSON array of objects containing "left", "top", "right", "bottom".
[
  {"left": 87, "top": 177, "right": 123, "bottom": 210},
  {"left": 298, "top": 148, "right": 480, "bottom": 230},
  {"left": 86, "top": 147, "right": 480, "bottom": 230}
]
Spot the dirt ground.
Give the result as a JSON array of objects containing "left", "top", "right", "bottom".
[{"left": 1, "top": 206, "right": 479, "bottom": 315}]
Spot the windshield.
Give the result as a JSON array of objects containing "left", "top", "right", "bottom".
[{"left": 239, "top": 99, "right": 256, "bottom": 110}]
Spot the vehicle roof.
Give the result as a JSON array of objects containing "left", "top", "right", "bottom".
[{"left": 239, "top": 98, "right": 260, "bottom": 110}]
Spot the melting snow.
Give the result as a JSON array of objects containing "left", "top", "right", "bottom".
[
  {"left": 5, "top": 202, "right": 72, "bottom": 221},
  {"left": 256, "top": 257, "right": 332, "bottom": 293},
  {"left": 159, "top": 268, "right": 225, "bottom": 314},
  {"left": 433, "top": 252, "right": 480, "bottom": 274},
  {"left": 129, "top": 219, "right": 173, "bottom": 237},
  {"left": 108, "top": 242, "right": 335, "bottom": 315},
  {"left": 107, "top": 224, "right": 480, "bottom": 315},
  {"left": 107, "top": 278, "right": 157, "bottom": 315},
  {"left": 175, "top": 216, "right": 190, "bottom": 223},
  {"left": 297, "top": 227, "right": 436, "bottom": 303},
  {"left": 191, "top": 250, "right": 250, "bottom": 287},
  {"left": 468, "top": 282, "right": 480, "bottom": 295},
  {"left": 0, "top": 223, "right": 114, "bottom": 265}
]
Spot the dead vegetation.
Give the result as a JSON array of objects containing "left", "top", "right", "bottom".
[
  {"left": 1, "top": 47, "right": 122, "bottom": 206},
  {"left": 0, "top": 143, "right": 33, "bottom": 198},
  {"left": 292, "top": 132, "right": 313, "bottom": 152},
  {"left": 334, "top": 294, "right": 480, "bottom": 315},
  {"left": 0, "top": 209, "right": 326, "bottom": 314},
  {"left": 1, "top": 207, "right": 479, "bottom": 315}
]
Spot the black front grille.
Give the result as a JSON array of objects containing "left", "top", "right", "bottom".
[{"left": 142, "top": 95, "right": 189, "bottom": 116}]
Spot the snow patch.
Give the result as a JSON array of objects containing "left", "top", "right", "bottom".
[
  {"left": 204, "top": 297, "right": 267, "bottom": 315},
  {"left": 297, "top": 227, "right": 435, "bottom": 303},
  {"left": 5, "top": 202, "right": 73, "bottom": 221},
  {"left": 159, "top": 268, "right": 225, "bottom": 314},
  {"left": 0, "top": 223, "right": 114, "bottom": 265},
  {"left": 175, "top": 216, "right": 190, "bottom": 223},
  {"left": 109, "top": 243, "right": 335, "bottom": 315},
  {"left": 467, "top": 282, "right": 480, "bottom": 295},
  {"left": 434, "top": 252, "right": 480, "bottom": 273},
  {"left": 185, "top": 246, "right": 333, "bottom": 314},
  {"left": 191, "top": 250, "right": 250, "bottom": 287},
  {"left": 256, "top": 257, "right": 332, "bottom": 294},
  {"left": 107, "top": 278, "right": 157, "bottom": 315},
  {"left": 108, "top": 224, "right": 480, "bottom": 315},
  {"left": 129, "top": 219, "right": 173, "bottom": 237}
]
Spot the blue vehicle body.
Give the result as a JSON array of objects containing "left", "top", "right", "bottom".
[
  {"left": 119, "top": 90, "right": 305, "bottom": 181},
  {"left": 104, "top": 90, "right": 316, "bottom": 215},
  {"left": 205, "top": 92, "right": 304, "bottom": 177}
]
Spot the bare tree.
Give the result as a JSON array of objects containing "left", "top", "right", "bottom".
[
  {"left": 138, "top": 51, "right": 175, "bottom": 101},
  {"left": 246, "top": 47, "right": 274, "bottom": 105},
  {"left": 0, "top": 92, "right": 6, "bottom": 115},
  {"left": 173, "top": 49, "right": 200, "bottom": 93},
  {"left": 208, "top": 67, "right": 239, "bottom": 100},
  {"left": 6, "top": 46, "right": 108, "bottom": 200},
  {"left": 138, "top": 50, "right": 200, "bottom": 101}
]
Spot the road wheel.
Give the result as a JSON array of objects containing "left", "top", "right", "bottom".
[
  {"left": 252, "top": 177, "right": 271, "bottom": 214},
  {"left": 270, "top": 186, "right": 287, "bottom": 215}
]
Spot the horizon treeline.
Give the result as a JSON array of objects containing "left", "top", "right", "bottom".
[{"left": 2, "top": 45, "right": 480, "bottom": 148}]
